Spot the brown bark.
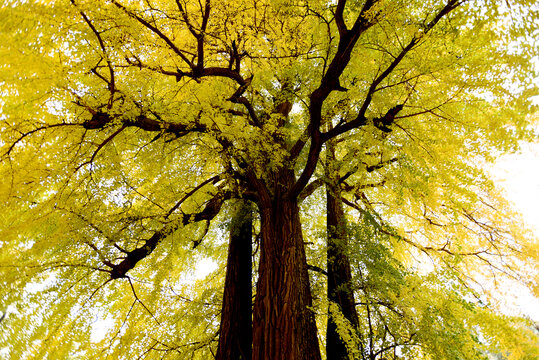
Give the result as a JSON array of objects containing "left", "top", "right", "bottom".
[
  {"left": 251, "top": 169, "right": 321, "bottom": 360},
  {"left": 326, "top": 146, "right": 360, "bottom": 360},
  {"left": 216, "top": 200, "right": 253, "bottom": 360}
]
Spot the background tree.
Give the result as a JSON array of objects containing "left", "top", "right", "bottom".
[{"left": 1, "top": 0, "right": 539, "bottom": 359}]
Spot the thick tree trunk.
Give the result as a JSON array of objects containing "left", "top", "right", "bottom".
[
  {"left": 251, "top": 171, "right": 321, "bottom": 360},
  {"left": 326, "top": 146, "right": 360, "bottom": 360},
  {"left": 216, "top": 201, "right": 253, "bottom": 360}
]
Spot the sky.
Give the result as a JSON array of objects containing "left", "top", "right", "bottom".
[
  {"left": 493, "top": 142, "right": 539, "bottom": 231},
  {"left": 490, "top": 140, "right": 539, "bottom": 321}
]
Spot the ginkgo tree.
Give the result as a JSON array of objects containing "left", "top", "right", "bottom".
[{"left": 1, "top": 0, "right": 538, "bottom": 359}]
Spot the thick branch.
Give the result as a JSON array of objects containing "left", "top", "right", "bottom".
[
  {"left": 323, "top": 0, "right": 463, "bottom": 142},
  {"left": 299, "top": 178, "right": 324, "bottom": 201},
  {"left": 105, "top": 191, "right": 229, "bottom": 279},
  {"left": 195, "top": 0, "right": 211, "bottom": 74},
  {"left": 122, "top": 58, "right": 261, "bottom": 127},
  {"left": 289, "top": 1, "right": 380, "bottom": 198},
  {"left": 82, "top": 111, "right": 207, "bottom": 136},
  {"left": 334, "top": 0, "right": 348, "bottom": 36}
]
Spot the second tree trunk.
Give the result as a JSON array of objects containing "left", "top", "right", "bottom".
[{"left": 216, "top": 200, "right": 253, "bottom": 360}]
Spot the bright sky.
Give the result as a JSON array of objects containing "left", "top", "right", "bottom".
[
  {"left": 493, "top": 142, "right": 539, "bottom": 230},
  {"left": 491, "top": 140, "right": 539, "bottom": 321}
]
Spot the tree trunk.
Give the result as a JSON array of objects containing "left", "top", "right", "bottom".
[
  {"left": 216, "top": 200, "right": 253, "bottom": 360},
  {"left": 251, "top": 170, "right": 322, "bottom": 360},
  {"left": 326, "top": 146, "right": 360, "bottom": 360}
]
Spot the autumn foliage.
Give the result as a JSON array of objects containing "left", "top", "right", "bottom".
[{"left": 1, "top": 0, "right": 539, "bottom": 359}]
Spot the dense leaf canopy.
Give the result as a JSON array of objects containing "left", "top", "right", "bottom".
[{"left": 1, "top": 0, "right": 539, "bottom": 359}]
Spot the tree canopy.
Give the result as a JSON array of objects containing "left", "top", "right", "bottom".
[{"left": 1, "top": 0, "right": 539, "bottom": 359}]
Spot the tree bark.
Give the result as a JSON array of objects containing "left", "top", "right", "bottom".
[
  {"left": 251, "top": 169, "right": 322, "bottom": 360},
  {"left": 326, "top": 145, "right": 360, "bottom": 360},
  {"left": 216, "top": 200, "right": 253, "bottom": 360}
]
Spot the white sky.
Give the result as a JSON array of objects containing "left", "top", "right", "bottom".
[
  {"left": 492, "top": 142, "right": 539, "bottom": 231},
  {"left": 491, "top": 141, "right": 539, "bottom": 321}
]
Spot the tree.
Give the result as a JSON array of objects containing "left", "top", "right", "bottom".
[{"left": 1, "top": 0, "right": 538, "bottom": 359}]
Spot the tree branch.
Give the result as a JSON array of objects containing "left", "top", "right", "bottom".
[
  {"left": 334, "top": 0, "right": 348, "bottom": 36},
  {"left": 105, "top": 191, "right": 229, "bottom": 279},
  {"left": 323, "top": 0, "right": 463, "bottom": 142},
  {"left": 307, "top": 264, "right": 328, "bottom": 276},
  {"left": 70, "top": 0, "right": 116, "bottom": 109},
  {"left": 3, "top": 123, "right": 79, "bottom": 157},
  {"left": 122, "top": 57, "right": 261, "bottom": 127},
  {"left": 289, "top": 0, "right": 381, "bottom": 198},
  {"left": 111, "top": 0, "right": 194, "bottom": 67},
  {"left": 75, "top": 125, "right": 126, "bottom": 171},
  {"left": 165, "top": 175, "right": 222, "bottom": 219},
  {"left": 82, "top": 111, "right": 207, "bottom": 137}
]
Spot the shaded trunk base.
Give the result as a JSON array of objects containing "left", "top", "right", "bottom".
[{"left": 216, "top": 201, "right": 253, "bottom": 360}]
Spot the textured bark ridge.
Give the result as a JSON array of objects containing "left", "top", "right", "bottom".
[
  {"left": 252, "top": 170, "right": 321, "bottom": 360},
  {"left": 216, "top": 201, "right": 253, "bottom": 360}
]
